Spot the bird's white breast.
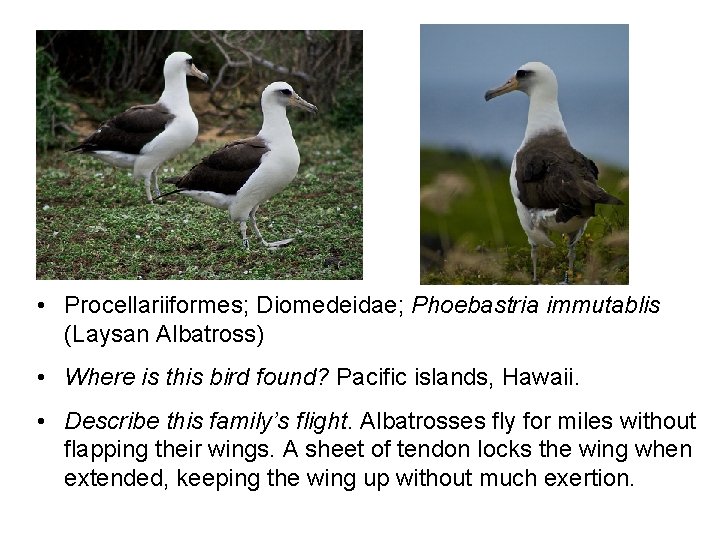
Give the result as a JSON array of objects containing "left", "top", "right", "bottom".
[
  {"left": 509, "top": 157, "right": 538, "bottom": 238},
  {"left": 130, "top": 106, "right": 199, "bottom": 180},
  {"left": 229, "top": 138, "right": 300, "bottom": 220},
  {"left": 141, "top": 111, "right": 198, "bottom": 162}
]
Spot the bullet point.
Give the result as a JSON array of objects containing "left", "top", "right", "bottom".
[
  {"left": 38, "top": 374, "right": 45, "bottom": 381},
  {"left": 38, "top": 418, "right": 45, "bottom": 425},
  {"left": 38, "top": 301, "right": 45, "bottom": 309}
]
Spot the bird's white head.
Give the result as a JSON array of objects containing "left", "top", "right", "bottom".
[
  {"left": 485, "top": 61, "right": 566, "bottom": 141},
  {"left": 164, "top": 51, "right": 209, "bottom": 83},
  {"left": 262, "top": 81, "right": 318, "bottom": 113},
  {"left": 485, "top": 61, "right": 558, "bottom": 102}
]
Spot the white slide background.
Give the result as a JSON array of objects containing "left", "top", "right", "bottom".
[{"left": 3, "top": 2, "right": 719, "bottom": 538}]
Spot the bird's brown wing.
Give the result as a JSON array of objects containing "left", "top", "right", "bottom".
[
  {"left": 68, "top": 103, "right": 174, "bottom": 155},
  {"left": 515, "top": 133, "right": 622, "bottom": 222},
  {"left": 170, "top": 137, "right": 270, "bottom": 195}
]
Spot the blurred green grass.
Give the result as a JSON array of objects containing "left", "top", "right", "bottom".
[
  {"left": 36, "top": 126, "right": 363, "bottom": 280},
  {"left": 420, "top": 147, "right": 628, "bottom": 285}
]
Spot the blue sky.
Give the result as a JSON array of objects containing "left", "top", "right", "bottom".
[{"left": 421, "top": 25, "right": 629, "bottom": 86}]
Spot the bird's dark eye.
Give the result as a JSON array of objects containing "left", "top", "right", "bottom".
[
  {"left": 516, "top": 69, "right": 528, "bottom": 79},
  {"left": 186, "top": 58, "right": 193, "bottom": 65},
  {"left": 280, "top": 89, "right": 292, "bottom": 96}
]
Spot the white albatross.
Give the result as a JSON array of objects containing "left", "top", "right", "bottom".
[
  {"left": 485, "top": 61, "right": 623, "bottom": 283},
  {"left": 157, "top": 81, "right": 317, "bottom": 248},
  {"left": 67, "top": 51, "right": 208, "bottom": 202}
]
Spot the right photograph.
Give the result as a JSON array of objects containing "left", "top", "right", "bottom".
[{"left": 420, "top": 25, "right": 629, "bottom": 285}]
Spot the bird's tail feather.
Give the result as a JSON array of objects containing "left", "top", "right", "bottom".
[
  {"left": 152, "top": 189, "right": 185, "bottom": 202},
  {"left": 153, "top": 178, "right": 186, "bottom": 201},
  {"left": 601, "top": 193, "right": 624, "bottom": 205},
  {"left": 65, "top": 144, "right": 86, "bottom": 153},
  {"left": 591, "top": 183, "right": 624, "bottom": 206}
]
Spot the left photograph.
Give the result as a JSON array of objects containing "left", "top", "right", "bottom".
[{"left": 36, "top": 30, "right": 363, "bottom": 280}]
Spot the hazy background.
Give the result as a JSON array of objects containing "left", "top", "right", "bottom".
[{"left": 421, "top": 25, "right": 629, "bottom": 167}]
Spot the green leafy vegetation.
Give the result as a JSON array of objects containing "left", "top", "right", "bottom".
[
  {"left": 36, "top": 126, "right": 362, "bottom": 280},
  {"left": 36, "top": 47, "right": 73, "bottom": 152},
  {"left": 420, "top": 148, "right": 629, "bottom": 285},
  {"left": 328, "top": 74, "right": 363, "bottom": 130}
]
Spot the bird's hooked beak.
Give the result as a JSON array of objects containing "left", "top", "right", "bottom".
[
  {"left": 290, "top": 92, "right": 318, "bottom": 113},
  {"left": 190, "top": 64, "right": 210, "bottom": 84},
  {"left": 485, "top": 74, "right": 519, "bottom": 101}
]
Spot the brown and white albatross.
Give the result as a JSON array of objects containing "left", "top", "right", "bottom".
[
  {"left": 158, "top": 81, "right": 317, "bottom": 248},
  {"left": 67, "top": 51, "right": 208, "bottom": 202},
  {"left": 485, "top": 61, "right": 623, "bottom": 283}
]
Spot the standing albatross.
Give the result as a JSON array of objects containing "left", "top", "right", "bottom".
[
  {"left": 158, "top": 81, "right": 317, "bottom": 248},
  {"left": 67, "top": 51, "right": 209, "bottom": 202},
  {"left": 485, "top": 62, "right": 623, "bottom": 283}
]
